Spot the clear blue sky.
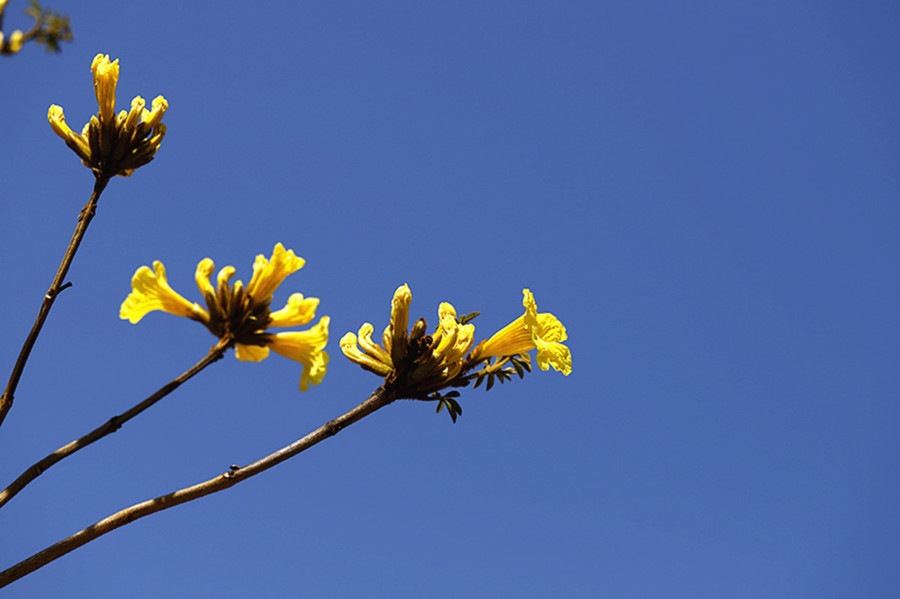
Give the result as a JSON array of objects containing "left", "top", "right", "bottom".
[{"left": 1, "top": 1, "right": 898, "bottom": 597}]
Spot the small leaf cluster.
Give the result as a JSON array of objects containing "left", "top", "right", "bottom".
[
  {"left": 24, "top": 1, "right": 73, "bottom": 53},
  {"left": 471, "top": 354, "right": 532, "bottom": 391},
  {"left": 428, "top": 354, "right": 532, "bottom": 423},
  {"left": 433, "top": 391, "right": 463, "bottom": 423}
]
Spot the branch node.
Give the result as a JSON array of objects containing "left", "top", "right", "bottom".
[
  {"left": 47, "top": 282, "right": 74, "bottom": 300},
  {"left": 106, "top": 415, "right": 122, "bottom": 432}
]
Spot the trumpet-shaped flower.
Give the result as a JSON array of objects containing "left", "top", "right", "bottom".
[
  {"left": 246, "top": 243, "right": 306, "bottom": 302},
  {"left": 48, "top": 53, "right": 168, "bottom": 178},
  {"left": 343, "top": 284, "right": 410, "bottom": 378},
  {"left": 120, "top": 262, "right": 208, "bottom": 324},
  {"left": 473, "top": 289, "right": 571, "bottom": 375},
  {"left": 430, "top": 302, "right": 475, "bottom": 379},
  {"left": 120, "top": 243, "right": 329, "bottom": 391},
  {"left": 269, "top": 317, "right": 331, "bottom": 391},
  {"left": 341, "top": 326, "right": 393, "bottom": 377}
]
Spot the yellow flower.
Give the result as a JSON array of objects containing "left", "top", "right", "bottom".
[
  {"left": 48, "top": 53, "right": 168, "bottom": 178},
  {"left": 342, "top": 284, "right": 409, "bottom": 377},
  {"left": 246, "top": 243, "right": 305, "bottom": 302},
  {"left": 430, "top": 302, "right": 475, "bottom": 379},
  {"left": 340, "top": 325, "right": 392, "bottom": 377},
  {"left": 473, "top": 289, "right": 571, "bottom": 375},
  {"left": 91, "top": 53, "right": 119, "bottom": 125},
  {"left": 385, "top": 283, "right": 411, "bottom": 364},
  {"left": 120, "top": 244, "right": 329, "bottom": 391},
  {"left": 120, "top": 261, "right": 208, "bottom": 324},
  {"left": 269, "top": 293, "right": 320, "bottom": 327},
  {"left": 269, "top": 317, "right": 330, "bottom": 392},
  {"left": 0, "top": 29, "right": 24, "bottom": 54}
]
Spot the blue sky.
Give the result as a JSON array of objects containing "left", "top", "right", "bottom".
[{"left": 1, "top": 1, "right": 898, "bottom": 597}]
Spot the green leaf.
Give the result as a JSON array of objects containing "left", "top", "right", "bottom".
[
  {"left": 25, "top": 1, "right": 42, "bottom": 18},
  {"left": 459, "top": 311, "right": 480, "bottom": 325},
  {"left": 513, "top": 360, "right": 525, "bottom": 378}
]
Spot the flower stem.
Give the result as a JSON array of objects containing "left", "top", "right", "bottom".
[
  {"left": 0, "top": 386, "right": 397, "bottom": 588},
  {"left": 0, "top": 337, "right": 231, "bottom": 511},
  {"left": 0, "top": 175, "right": 110, "bottom": 430}
]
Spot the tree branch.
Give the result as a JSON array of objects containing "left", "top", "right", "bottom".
[
  {"left": 0, "top": 175, "right": 110, "bottom": 430},
  {"left": 0, "top": 385, "right": 397, "bottom": 588},
  {"left": 0, "top": 338, "right": 231, "bottom": 510}
]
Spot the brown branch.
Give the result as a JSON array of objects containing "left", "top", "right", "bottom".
[
  {"left": 0, "top": 175, "right": 110, "bottom": 430},
  {"left": 0, "top": 338, "right": 231, "bottom": 510},
  {"left": 0, "top": 385, "right": 397, "bottom": 588}
]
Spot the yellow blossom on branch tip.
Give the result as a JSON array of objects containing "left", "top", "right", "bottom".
[
  {"left": 343, "top": 284, "right": 570, "bottom": 408},
  {"left": 121, "top": 244, "right": 328, "bottom": 391},
  {"left": 342, "top": 285, "right": 478, "bottom": 395},
  {"left": 48, "top": 53, "right": 168, "bottom": 178},
  {"left": 474, "top": 289, "right": 572, "bottom": 375}
]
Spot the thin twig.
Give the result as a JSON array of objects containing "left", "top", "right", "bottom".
[
  {"left": 0, "top": 338, "right": 231, "bottom": 510},
  {"left": 0, "top": 386, "right": 397, "bottom": 588},
  {"left": 0, "top": 175, "right": 111, "bottom": 430}
]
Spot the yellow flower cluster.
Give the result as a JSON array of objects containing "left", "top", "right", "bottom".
[
  {"left": 341, "top": 285, "right": 570, "bottom": 398},
  {"left": 41, "top": 53, "right": 572, "bottom": 403},
  {"left": 0, "top": 1, "right": 23, "bottom": 55},
  {"left": 121, "top": 244, "right": 329, "bottom": 391},
  {"left": 48, "top": 54, "right": 167, "bottom": 178},
  {"left": 0, "top": 31, "right": 24, "bottom": 55}
]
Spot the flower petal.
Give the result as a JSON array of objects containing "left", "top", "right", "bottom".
[
  {"left": 235, "top": 343, "right": 270, "bottom": 362},
  {"left": 535, "top": 339, "right": 572, "bottom": 375}
]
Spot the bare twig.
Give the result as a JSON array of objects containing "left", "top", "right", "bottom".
[
  {"left": 0, "top": 338, "right": 231, "bottom": 510},
  {"left": 0, "top": 386, "right": 397, "bottom": 588},
  {"left": 0, "top": 175, "right": 110, "bottom": 430}
]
